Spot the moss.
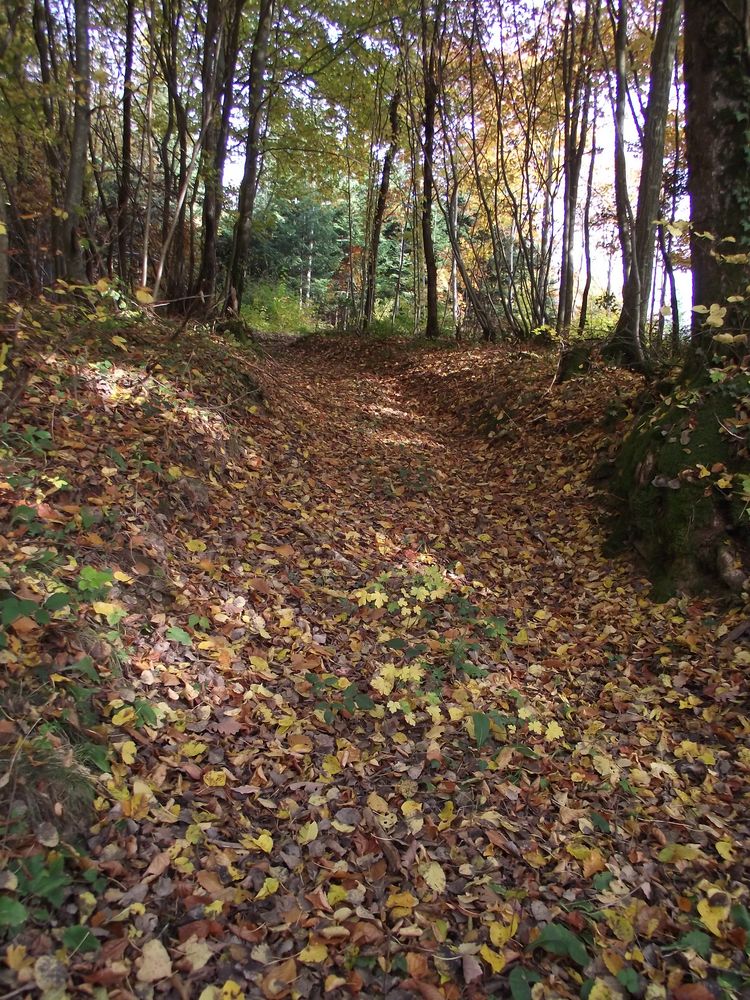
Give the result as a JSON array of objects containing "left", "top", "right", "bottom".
[{"left": 607, "top": 381, "right": 750, "bottom": 596}]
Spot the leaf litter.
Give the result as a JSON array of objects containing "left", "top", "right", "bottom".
[{"left": 0, "top": 326, "right": 748, "bottom": 999}]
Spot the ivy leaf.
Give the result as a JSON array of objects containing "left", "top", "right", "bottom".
[
  {"left": 166, "top": 625, "right": 192, "bottom": 645},
  {"left": 528, "top": 922, "right": 589, "bottom": 967},
  {"left": 472, "top": 711, "right": 491, "bottom": 749},
  {"left": 62, "top": 925, "right": 101, "bottom": 953},
  {"left": 0, "top": 898, "right": 27, "bottom": 927}
]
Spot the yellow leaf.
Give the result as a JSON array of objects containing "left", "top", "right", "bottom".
[
  {"left": 244, "top": 831, "right": 273, "bottom": 853},
  {"left": 545, "top": 720, "right": 564, "bottom": 742},
  {"left": 299, "top": 941, "right": 328, "bottom": 964},
  {"left": 136, "top": 939, "right": 173, "bottom": 983},
  {"left": 204, "top": 900, "right": 224, "bottom": 916},
  {"left": 256, "top": 877, "right": 279, "bottom": 900},
  {"left": 715, "top": 840, "right": 734, "bottom": 861},
  {"left": 480, "top": 944, "right": 506, "bottom": 973},
  {"left": 489, "top": 915, "right": 519, "bottom": 948},
  {"left": 203, "top": 770, "right": 227, "bottom": 787},
  {"left": 92, "top": 601, "right": 121, "bottom": 617},
  {"left": 135, "top": 287, "right": 154, "bottom": 305},
  {"left": 366, "top": 792, "right": 389, "bottom": 814},
  {"left": 439, "top": 801, "right": 455, "bottom": 827},
  {"left": 698, "top": 896, "right": 730, "bottom": 936},
  {"left": 420, "top": 861, "right": 446, "bottom": 894},
  {"left": 111, "top": 335, "right": 128, "bottom": 350},
  {"left": 220, "top": 981, "right": 245, "bottom": 1000},
  {"left": 181, "top": 937, "right": 213, "bottom": 972},
  {"left": 386, "top": 890, "right": 418, "bottom": 910},
  {"left": 5, "top": 943, "right": 29, "bottom": 972},
  {"left": 658, "top": 843, "right": 702, "bottom": 863},
  {"left": 523, "top": 849, "right": 547, "bottom": 869},
  {"left": 297, "top": 821, "right": 318, "bottom": 846},
  {"left": 111, "top": 706, "right": 136, "bottom": 727},
  {"left": 120, "top": 740, "right": 137, "bottom": 764},
  {"left": 589, "top": 978, "right": 621, "bottom": 1000},
  {"left": 186, "top": 538, "right": 207, "bottom": 552},
  {"left": 182, "top": 741, "right": 208, "bottom": 758},
  {"left": 602, "top": 950, "right": 624, "bottom": 975},
  {"left": 605, "top": 910, "right": 634, "bottom": 943}
]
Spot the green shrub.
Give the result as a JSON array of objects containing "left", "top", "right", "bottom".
[{"left": 241, "top": 281, "right": 318, "bottom": 334}]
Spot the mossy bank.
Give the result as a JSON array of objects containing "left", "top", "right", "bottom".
[{"left": 605, "top": 362, "right": 750, "bottom": 600}]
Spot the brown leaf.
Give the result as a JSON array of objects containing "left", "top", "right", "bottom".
[
  {"left": 261, "top": 957, "right": 297, "bottom": 998},
  {"left": 672, "top": 985, "right": 715, "bottom": 1000},
  {"left": 402, "top": 979, "right": 446, "bottom": 1000}
]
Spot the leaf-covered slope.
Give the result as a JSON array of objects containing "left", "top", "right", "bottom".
[{"left": 1, "top": 327, "right": 749, "bottom": 1000}]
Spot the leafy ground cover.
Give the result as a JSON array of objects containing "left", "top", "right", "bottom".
[{"left": 1, "top": 324, "right": 749, "bottom": 1000}]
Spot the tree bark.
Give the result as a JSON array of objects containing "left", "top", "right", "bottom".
[
  {"left": 225, "top": 0, "right": 274, "bottom": 313},
  {"left": 608, "top": 0, "right": 681, "bottom": 369},
  {"left": 116, "top": 0, "right": 135, "bottom": 284},
  {"left": 683, "top": 0, "right": 750, "bottom": 356},
  {"left": 196, "top": 0, "right": 245, "bottom": 306},
  {"left": 420, "top": 0, "right": 443, "bottom": 340},
  {"left": 362, "top": 85, "right": 400, "bottom": 332},
  {"left": 61, "top": 0, "right": 90, "bottom": 284}
]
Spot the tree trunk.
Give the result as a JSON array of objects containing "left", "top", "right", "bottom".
[
  {"left": 362, "top": 86, "right": 400, "bottom": 332},
  {"left": 0, "top": 191, "right": 8, "bottom": 306},
  {"left": 196, "top": 0, "right": 244, "bottom": 307},
  {"left": 420, "top": 0, "right": 443, "bottom": 341},
  {"left": 608, "top": 0, "right": 681, "bottom": 369},
  {"left": 611, "top": 0, "right": 634, "bottom": 287},
  {"left": 117, "top": 0, "right": 135, "bottom": 284},
  {"left": 577, "top": 113, "right": 598, "bottom": 335},
  {"left": 683, "top": 0, "right": 750, "bottom": 357},
  {"left": 557, "top": 0, "right": 599, "bottom": 337},
  {"left": 225, "top": 0, "right": 274, "bottom": 313}
]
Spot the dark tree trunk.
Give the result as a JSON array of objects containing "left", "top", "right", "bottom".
[
  {"left": 683, "top": 0, "right": 750, "bottom": 358},
  {"left": 557, "top": 0, "right": 599, "bottom": 337},
  {"left": 196, "top": 0, "right": 245, "bottom": 306},
  {"left": 117, "top": 0, "right": 135, "bottom": 284},
  {"left": 420, "top": 0, "right": 443, "bottom": 341},
  {"left": 608, "top": 0, "right": 681, "bottom": 369},
  {"left": 225, "top": 0, "right": 275, "bottom": 313},
  {"left": 362, "top": 86, "right": 400, "bottom": 332}
]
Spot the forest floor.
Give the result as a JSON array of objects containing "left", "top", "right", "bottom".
[{"left": 1, "top": 324, "right": 749, "bottom": 1000}]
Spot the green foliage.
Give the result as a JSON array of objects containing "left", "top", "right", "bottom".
[
  {"left": 528, "top": 922, "right": 589, "bottom": 967},
  {"left": 77, "top": 566, "right": 114, "bottom": 598},
  {"left": 242, "top": 281, "right": 318, "bottom": 334}
]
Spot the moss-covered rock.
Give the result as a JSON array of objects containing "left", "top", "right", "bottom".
[{"left": 605, "top": 366, "right": 750, "bottom": 598}]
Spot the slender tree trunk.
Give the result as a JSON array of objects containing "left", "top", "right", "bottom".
[
  {"left": 362, "top": 86, "right": 401, "bottom": 332},
  {"left": 393, "top": 216, "right": 406, "bottom": 323},
  {"left": 117, "top": 0, "right": 135, "bottom": 284},
  {"left": 608, "top": 0, "right": 681, "bottom": 369},
  {"left": 225, "top": 0, "right": 274, "bottom": 312},
  {"left": 141, "top": 42, "right": 156, "bottom": 288},
  {"left": 0, "top": 191, "right": 8, "bottom": 305},
  {"left": 577, "top": 114, "right": 598, "bottom": 335},
  {"left": 420, "top": 0, "right": 442, "bottom": 340},
  {"left": 611, "top": 0, "right": 634, "bottom": 287},
  {"left": 557, "top": 0, "right": 599, "bottom": 337},
  {"left": 450, "top": 186, "right": 459, "bottom": 336}
]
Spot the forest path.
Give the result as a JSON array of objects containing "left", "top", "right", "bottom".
[
  {"left": 5, "top": 329, "right": 748, "bottom": 1000},
  {"left": 206, "top": 333, "right": 747, "bottom": 995}
]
